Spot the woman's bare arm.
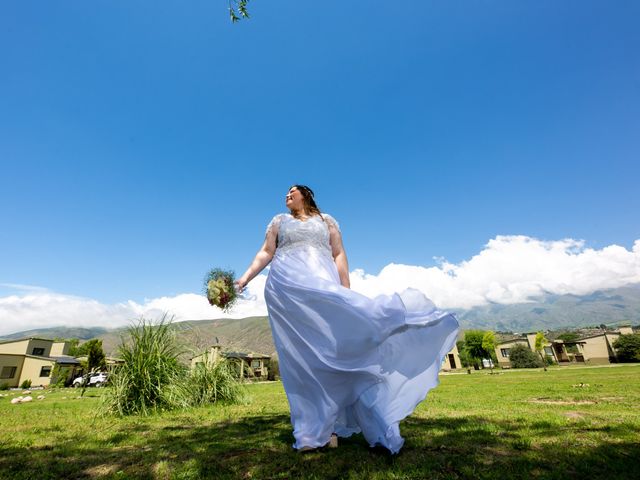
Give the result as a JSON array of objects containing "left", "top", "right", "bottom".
[
  {"left": 329, "top": 223, "right": 350, "bottom": 288},
  {"left": 236, "top": 227, "right": 278, "bottom": 291}
]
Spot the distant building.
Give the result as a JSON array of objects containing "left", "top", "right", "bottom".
[
  {"left": 441, "top": 343, "right": 462, "bottom": 371},
  {"left": 551, "top": 326, "right": 633, "bottom": 365},
  {"left": 191, "top": 345, "right": 271, "bottom": 379},
  {"left": 495, "top": 326, "right": 634, "bottom": 367},
  {"left": 0, "top": 338, "right": 81, "bottom": 387}
]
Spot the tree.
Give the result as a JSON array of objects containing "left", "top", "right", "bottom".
[
  {"left": 509, "top": 344, "right": 543, "bottom": 369},
  {"left": 557, "top": 332, "right": 579, "bottom": 343},
  {"left": 612, "top": 334, "right": 640, "bottom": 362},
  {"left": 456, "top": 340, "right": 473, "bottom": 374},
  {"left": 77, "top": 339, "right": 107, "bottom": 396},
  {"left": 85, "top": 339, "right": 107, "bottom": 372},
  {"left": 65, "top": 338, "right": 81, "bottom": 356},
  {"left": 534, "top": 331, "right": 549, "bottom": 371},
  {"left": 482, "top": 331, "right": 498, "bottom": 374},
  {"left": 463, "top": 330, "right": 487, "bottom": 369}
]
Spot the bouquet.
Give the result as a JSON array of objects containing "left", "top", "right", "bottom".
[{"left": 204, "top": 268, "right": 238, "bottom": 312}]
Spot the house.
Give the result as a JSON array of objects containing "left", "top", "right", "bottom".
[
  {"left": 0, "top": 338, "right": 81, "bottom": 388},
  {"left": 190, "top": 345, "right": 223, "bottom": 370},
  {"left": 191, "top": 345, "right": 271, "bottom": 379},
  {"left": 441, "top": 343, "right": 462, "bottom": 371},
  {"left": 494, "top": 333, "right": 550, "bottom": 368},
  {"left": 551, "top": 326, "right": 634, "bottom": 365},
  {"left": 495, "top": 327, "right": 634, "bottom": 367},
  {"left": 224, "top": 352, "right": 271, "bottom": 378}
]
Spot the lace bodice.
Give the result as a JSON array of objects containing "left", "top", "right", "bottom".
[{"left": 266, "top": 213, "right": 340, "bottom": 258}]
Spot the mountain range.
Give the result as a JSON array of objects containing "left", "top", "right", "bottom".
[{"left": 2, "top": 284, "right": 639, "bottom": 357}]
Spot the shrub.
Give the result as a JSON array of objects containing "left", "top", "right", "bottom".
[
  {"left": 0, "top": 382, "right": 9, "bottom": 391},
  {"left": 102, "top": 315, "right": 186, "bottom": 416},
  {"left": 102, "top": 315, "right": 248, "bottom": 416},
  {"left": 20, "top": 379, "right": 32, "bottom": 389},
  {"left": 509, "top": 345, "right": 543, "bottom": 368},
  {"left": 613, "top": 334, "right": 640, "bottom": 362},
  {"left": 167, "top": 356, "right": 248, "bottom": 408},
  {"left": 267, "top": 357, "right": 280, "bottom": 381}
]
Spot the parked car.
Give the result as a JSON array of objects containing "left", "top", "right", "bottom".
[{"left": 72, "top": 372, "right": 109, "bottom": 388}]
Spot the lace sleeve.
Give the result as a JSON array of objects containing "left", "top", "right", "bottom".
[
  {"left": 322, "top": 213, "right": 340, "bottom": 232},
  {"left": 266, "top": 214, "right": 285, "bottom": 236}
]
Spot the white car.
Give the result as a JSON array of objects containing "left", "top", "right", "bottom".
[{"left": 72, "top": 372, "right": 109, "bottom": 387}]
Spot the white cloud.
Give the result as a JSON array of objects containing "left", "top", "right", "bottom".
[
  {"left": 0, "top": 277, "right": 268, "bottom": 336},
  {"left": 1, "top": 236, "right": 639, "bottom": 336},
  {"left": 350, "top": 236, "right": 640, "bottom": 309}
]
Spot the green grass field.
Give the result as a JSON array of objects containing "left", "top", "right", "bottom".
[{"left": 1, "top": 364, "right": 639, "bottom": 479}]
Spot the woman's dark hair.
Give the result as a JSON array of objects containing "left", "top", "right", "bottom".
[{"left": 290, "top": 184, "right": 322, "bottom": 217}]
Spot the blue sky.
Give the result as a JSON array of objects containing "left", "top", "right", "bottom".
[{"left": 0, "top": 1, "right": 639, "bottom": 332}]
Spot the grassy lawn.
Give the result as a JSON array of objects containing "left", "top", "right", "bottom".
[{"left": 1, "top": 364, "right": 639, "bottom": 479}]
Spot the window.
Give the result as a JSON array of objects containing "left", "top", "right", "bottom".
[
  {"left": 251, "top": 360, "right": 262, "bottom": 368},
  {"left": 1, "top": 366, "right": 17, "bottom": 379},
  {"left": 40, "top": 366, "right": 52, "bottom": 377},
  {"left": 544, "top": 347, "right": 553, "bottom": 356},
  {"left": 500, "top": 348, "right": 511, "bottom": 358},
  {"left": 32, "top": 347, "right": 45, "bottom": 356}
]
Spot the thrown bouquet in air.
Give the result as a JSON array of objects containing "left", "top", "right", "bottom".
[{"left": 204, "top": 268, "right": 238, "bottom": 312}]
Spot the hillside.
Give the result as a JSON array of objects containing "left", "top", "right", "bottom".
[
  {"left": 0, "top": 326, "right": 109, "bottom": 341},
  {"left": 2, "top": 284, "right": 639, "bottom": 355},
  {"left": 97, "top": 316, "right": 275, "bottom": 358},
  {"left": 455, "top": 284, "right": 640, "bottom": 332}
]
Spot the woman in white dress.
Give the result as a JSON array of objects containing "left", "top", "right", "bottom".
[{"left": 236, "top": 185, "right": 459, "bottom": 453}]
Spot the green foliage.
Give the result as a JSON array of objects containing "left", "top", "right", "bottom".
[
  {"left": 482, "top": 331, "right": 498, "bottom": 358},
  {"left": 102, "top": 315, "right": 248, "bottom": 416},
  {"left": 557, "top": 332, "right": 579, "bottom": 343},
  {"left": 0, "top": 382, "right": 9, "bottom": 390},
  {"left": 75, "top": 342, "right": 90, "bottom": 357},
  {"left": 85, "top": 339, "right": 107, "bottom": 372},
  {"left": 168, "top": 356, "right": 248, "bottom": 408},
  {"left": 65, "top": 338, "right": 82, "bottom": 357},
  {"left": 51, "top": 364, "right": 71, "bottom": 388},
  {"left": 456, "top": 340, "right": 472, "bottom": 369},
  {"left": 509, "top": 344, "right": 543, "bottom": 368},
  {"left": 20, "top": 379, "right": 32, "bottom": 389},
  {"left": 102, "top": 315, "right": 186, "bottom": 416},
  {"left": 534, "top": 331, "right": 550, "bottom": 371},
  {"left": 462, "top": 330, "right": 495, "bottom": 368},
  {"left": 464, "top": 330, "right": 486, "bottom": 360},
  {"left": 229, "top": 0, "right": 250, "bottom": 22},
  {"left": 613, "top": 334, "right": 640, "bottom": 362},
  {"left": 267, "top": 357, "right": 279, "bottom": 381},
  {"left": 534, "top": 331, "right": 548, "bottom": 353}
]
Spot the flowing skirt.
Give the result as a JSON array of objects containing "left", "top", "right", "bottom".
[{"left": 264, "top": 246, "right": 459, "bottom": 453}]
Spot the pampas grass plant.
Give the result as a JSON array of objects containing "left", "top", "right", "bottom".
[
  {"left": 103, "top": 315, "right": 186, "bottom": 416},
  {"left": 103, "top": 314, "right": 248, "bottom": 416}
]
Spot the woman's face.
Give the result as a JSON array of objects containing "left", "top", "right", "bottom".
[{"left": 285, "top": 187, "right": 305, "bottom": 211}]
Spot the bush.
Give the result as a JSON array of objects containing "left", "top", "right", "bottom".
[
  {"left": 267, "top": 357, "right": 280, "bottom": 381},
  {"left": 613, "top": 334, "right": 640, "bottom": 362},
  {"left": 167, "top": 356, "right": 248, "bottom": 408},
  {"left": 0, "top": 382, "right": 9, "bottom": 391},
  {"left": 509, "top": 345, "right": 543, "bottom": 368},
  {"left": 102, "top": 316, "right": 186, "bottom": 416},
  {"left": 20, "top": 379, "right": 32, "bottom": 389},
  {"left": 102, "top": 315, "right": 248, "bottom": 416}
]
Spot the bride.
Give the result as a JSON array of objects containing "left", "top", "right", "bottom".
[{"left": 236, "top": 185, "right": 459, "bottom": 453}]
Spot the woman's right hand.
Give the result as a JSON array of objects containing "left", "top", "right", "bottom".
[{"left": 235, "top": 278, "right": 247, "bottom": 293}]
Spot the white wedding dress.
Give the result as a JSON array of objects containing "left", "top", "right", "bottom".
[{"left": 264, "top": 213, "right": 459, "bottom": 453}]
